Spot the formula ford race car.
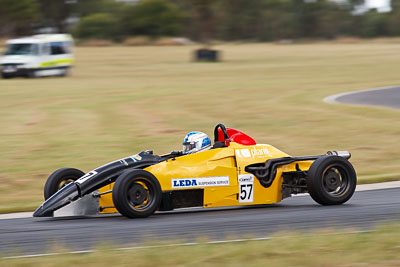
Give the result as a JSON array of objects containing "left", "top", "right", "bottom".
[{"left": 34, "top": 124, "right": 357, "bottom": 218}]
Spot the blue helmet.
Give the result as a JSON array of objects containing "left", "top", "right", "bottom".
[{"left": 182, "top": 131, "right": 211, "bottom": 154}]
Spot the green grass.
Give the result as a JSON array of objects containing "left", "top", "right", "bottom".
[
  {"left": 2, "top": 224, "right": 400, "bottom": 266},
  {"left": 1, "top": 43, "right": 400, "bottom": 212}
]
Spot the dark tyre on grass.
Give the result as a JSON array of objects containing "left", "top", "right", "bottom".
[
  {"left": 307, "top": 156, "right": 356, "bottom": 205},
  {"left": 112, "top": 169, "right": 161, "bottom": 218},
  {"left": 44, "top": 168, "right": 85, "bottom": 200}
]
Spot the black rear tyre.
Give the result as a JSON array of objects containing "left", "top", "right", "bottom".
[
  {"left": 27, "top": 70, "right": 38, "bottom": 78},
  {"left": 44, "top": 168, "right": 85, "bottom": 200},
  {"left": 59, "top": 67, "right": 70, "bottom": 77},
  {"left": 307, "top": 156, "right": 356, "bottom": 205},
  {"left": 112, "top": 169, "right": 161, "bottom": 218}
]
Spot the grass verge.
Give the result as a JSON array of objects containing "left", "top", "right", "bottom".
[{"left": 2, "top": 224, "right": 400, "bottom": 266}]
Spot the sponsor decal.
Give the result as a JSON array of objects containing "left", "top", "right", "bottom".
[
  {"left": 250, "top": 147, "right": 271, "bottom": 158},
  {"left": 236, "top": 147, "right": 271, "bottom": 159},
  {"left": 236, "top": 149, "right": 251, "bottom": 158},
  {"left": 238, "top": 174, "right": 254, "bottom": 203},
  {"left": 130, "top": 154, "right": 142, "bottom": 162},
  {"left": 172, "top": 176, "right": 230, "bottom": 189},
  {"left": 119, "top": 159, "right": 128, "bottom": 166},
  {"left": 76, "top": 170, "right": 98, "bottom": 184}
]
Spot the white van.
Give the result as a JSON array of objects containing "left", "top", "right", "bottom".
[{"left": 1, "top": 34, "right": 74, "bottom": 78}]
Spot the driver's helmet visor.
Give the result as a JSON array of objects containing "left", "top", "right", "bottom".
[{"left": 183, "top": 142, "right": 195, "bottom": 153}]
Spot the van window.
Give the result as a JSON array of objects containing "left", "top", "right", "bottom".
[
  {"left": 50, "top": 42, "right": 69, "bottom": 55},
  {"left": 4, "top": 43, "right": 39, "bottom": 55}
]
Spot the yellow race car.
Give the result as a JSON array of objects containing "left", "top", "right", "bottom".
[{"left": 33, "top": 124, "right": 357, "bottom": 218}]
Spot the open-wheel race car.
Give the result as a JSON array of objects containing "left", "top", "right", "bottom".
[{"left": 33, "top": 124, "right": 357, "bottom": 218}]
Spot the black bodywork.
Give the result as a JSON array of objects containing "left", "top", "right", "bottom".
[
  {"left": 34, "top": 124, "right": 232, "bottom": 217},
  {"left": 33, "top": 150, "right": 180, "bottom": 217}
]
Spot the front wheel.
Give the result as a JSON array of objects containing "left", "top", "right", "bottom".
[
  {"left": 27, "top": 69, "right": 38, "bottom": 78},
  {"left": 112, "top": 169, "right": 161, "bottom": 218},
  {"left": 44, "top": 168, "right": 85, "bottom": 200},
  {"left": 307, "top": 156, "right": 357, "bottom": 205}
]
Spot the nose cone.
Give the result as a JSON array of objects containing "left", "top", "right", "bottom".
[
  {"left": 33, "top": 182, "right": 80, "bottom": 217},
  {"left": 33, "top": 205, "right": 54, "bottom": 217}
]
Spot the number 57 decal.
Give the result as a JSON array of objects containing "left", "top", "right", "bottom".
[{"left": 238, "top": 174, "right": 254, "bottom": 203}]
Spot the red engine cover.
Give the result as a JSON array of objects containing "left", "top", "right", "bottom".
[{"left": 217, "top": 128, "right": 256, "bottom": 145}]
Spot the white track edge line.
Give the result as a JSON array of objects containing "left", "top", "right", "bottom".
[{"left": 3, "top": 230, "right": 374, "bottom": 260}]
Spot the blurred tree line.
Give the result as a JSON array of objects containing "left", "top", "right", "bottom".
[{"left": 1, "top": 0, "right": 400, "bottom": 41}]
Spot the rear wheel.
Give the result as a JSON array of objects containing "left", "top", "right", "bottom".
[
  {"left": 112, "top": 170, "right": 161, "bottom": 218},
  {"left": 307, "top": 156, "right": 356, "bottom": 205},
  {"left": 57, "top": 67, "right": 69, "bottom": 77},
  {"left": 44, "top": 168, "right": 85, "bottom": 200},
  {"left": 27, "top": 69, "right": 38, "bottom": 78}
]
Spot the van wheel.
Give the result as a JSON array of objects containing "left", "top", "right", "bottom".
[
  {"left": 27, "top": 70, "right": 38, "bottom": 78},
  {"left": 59, "top": 67, "right": 69, "bottom": 77}
]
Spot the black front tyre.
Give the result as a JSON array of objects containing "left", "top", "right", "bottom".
[
  {"left": 44, "top": 168, "right": 85, "bottom": 200},
  {"left": 112, "top": 170, "right": 162, "bottom": 218},
  {"left": 307, "top": 156, "right": 357, "bottom": 205}
]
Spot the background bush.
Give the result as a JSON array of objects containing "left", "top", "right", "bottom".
[
  {"left": 74, "top": 13, "right": 121, "bottom": 41},
  {"left": 2, "top": 0, "right": 400, "bottom": 42},
  {"left": 121, "top": 0, "right": 184, "bottom": 38}
]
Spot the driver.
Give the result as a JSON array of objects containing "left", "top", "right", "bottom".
[{"left": 182, "top": 131, "right": 212, "bottom": 154}]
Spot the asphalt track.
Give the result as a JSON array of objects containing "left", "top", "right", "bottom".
[
  {"left": 0, "top": 187, "right": 399, "bottom": 256},
  {"left": 324, "top": 86, "right": 400, "bottom": 109}
]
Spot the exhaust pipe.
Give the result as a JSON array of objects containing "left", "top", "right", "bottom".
[{"left": 326, "top": 150, "right": 351, "bottom": 159}]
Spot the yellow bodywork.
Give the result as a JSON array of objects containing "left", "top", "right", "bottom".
[{"left": 98, "top": 142, "right": 313, "bottom": 214}]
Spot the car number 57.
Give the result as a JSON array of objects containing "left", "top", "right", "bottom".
[{"left": 238, "top": 174, "right": 254, "bottom": 203}]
